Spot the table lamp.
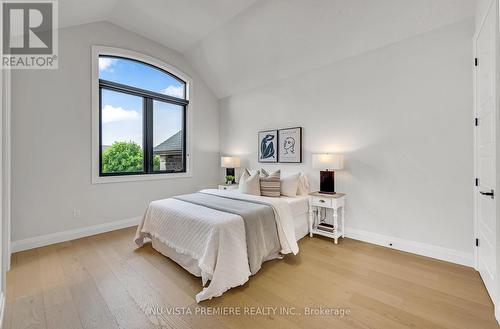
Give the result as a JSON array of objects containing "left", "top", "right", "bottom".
[
  {"left": 221, "top": 156, "right": 241, "bottom": 184},
  {"left": 312, "top": 153, "right": 343, "bottom": 194}
]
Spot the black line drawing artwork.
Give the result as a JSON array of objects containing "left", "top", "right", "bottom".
[
  {"left": 278, "top": 127, "right": 302, "bottom": 163},
  {"left": 283, "top": 137, "right": 295, "bottom": 154},
  {"left": 260, "top": 134, "right": 276, "bottom": 159}
]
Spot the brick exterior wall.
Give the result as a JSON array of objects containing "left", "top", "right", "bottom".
[{"left": 159, "top": 154, "right": 183, "bottom": 171}]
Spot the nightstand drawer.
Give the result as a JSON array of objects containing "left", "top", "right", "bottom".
[
  {"left": 219, "top": 184, "right": 239, "bottom": 191},
  {"left": 311, "top": 196, "right": 332, "bottom": 207}
]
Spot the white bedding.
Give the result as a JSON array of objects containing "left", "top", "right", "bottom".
[
  {"left": 135, "top": 189, "right": 299, "bottom": 302},
  {"left": 281, "top": 195, "right": 309, "bottom": 216},
  {"left": 281, "top": 196, "right": 310, "bottom": 240}
]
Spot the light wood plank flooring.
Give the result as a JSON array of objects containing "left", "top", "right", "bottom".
[{"left": 4, "top": 227, "right": 499, "bottom": 329}]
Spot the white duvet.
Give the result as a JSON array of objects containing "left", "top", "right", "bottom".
[{"left": 134, "top": 189, "right": 299, "bottom": 302}]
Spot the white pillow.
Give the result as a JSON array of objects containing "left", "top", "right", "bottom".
[
  {"left": 297, "top": 173, "right": 310, "bottom": 195},
  {"left": 239, "top": 169, "right": 261, "bottom": 196},
  {"left": 281, "top": 173, "right": 300, "bottom": 197},
  {"left": 237, "top": 169, "right": 258, "bottom": 182}
]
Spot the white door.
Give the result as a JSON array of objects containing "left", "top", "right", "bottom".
[{"left": 475, "top": 0, "right": 497, "bottom": 302}]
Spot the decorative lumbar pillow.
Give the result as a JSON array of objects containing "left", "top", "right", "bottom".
[
  {"left": 281, "top": 173, "right": 301, "bottom": 197},
  {"left": 239, "top": 169, "right": 261, "bottom": 196},
  {"left": 297, "top": 173, "right": 310, "bottom": 195},
  {"left": 260, "top": 169, "right": 281, "bottom": 197}
]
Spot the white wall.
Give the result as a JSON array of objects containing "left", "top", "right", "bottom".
[
  {"left": 220, "top": 19, "right": 474, "bottom": 255},
  {"left": 10, "top": 22, "right": 220, "bottom": 242}
]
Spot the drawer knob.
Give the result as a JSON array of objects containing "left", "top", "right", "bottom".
[{"left": 319, "top": 199, "right": 325, "bottom": 203}]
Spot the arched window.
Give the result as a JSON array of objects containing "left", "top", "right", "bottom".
[{"left": 94, "top": 50, "right": 190, "bottom": 180}]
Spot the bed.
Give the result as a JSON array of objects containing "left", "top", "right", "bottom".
[{"left": 134, "top": 188, "right": 309, "bottom": 302}]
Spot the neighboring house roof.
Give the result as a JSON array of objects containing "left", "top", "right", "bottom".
[{"left": 153, "top": 130, "right": 183, "bottom": 154}]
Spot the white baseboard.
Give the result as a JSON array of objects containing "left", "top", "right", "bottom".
[
  {"left": 9, "top": 219, "right": 474, "bottom": 267},
  {"left": 345, "top": 227, "right": 474, "bottom": 267},
  {"left": 495, "top": 303, "right": 500, "bottom": 325},
  {"left": 11, "top": 217, "right": 141, "bottom": 253},
  {"left": 0, "top": 291, "right": 5, "bottom": 329}
]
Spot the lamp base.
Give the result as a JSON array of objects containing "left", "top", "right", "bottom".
[
  {"left": 226, "top": 168, "right": 236, "bottom": 183},
  {"left": 319, "top": 170, "right": 336, "bottom": 194},
  {"left": 318, "top": 191, "right": 337, "bottom": 195}
]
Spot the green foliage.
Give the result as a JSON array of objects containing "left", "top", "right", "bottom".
[
  {"left": 225, "top": 175, "right": 235, "bottom": 184},
  {"left": 101, "top": 141, "right": 163, "bottom": 173},
  {"left": 153, "top": 155, "right": 161, "bottom": 171},
  {"left": 102, "top": 141, "right": 144, "bottom": 173}
]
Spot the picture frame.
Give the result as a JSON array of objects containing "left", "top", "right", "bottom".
[
  {"left": 278, "top": 127, "right": 302, "bottom": 163},
  {"left": 258, "top": 129, "right": 278, "bottom": 163}
]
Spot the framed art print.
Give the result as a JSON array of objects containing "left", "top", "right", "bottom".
[
  {"left": 278, "top": 127, "right": 302, "bottom": 163},
  {"left": 258, "top": 129, "right": 278, "bottom": 163}
]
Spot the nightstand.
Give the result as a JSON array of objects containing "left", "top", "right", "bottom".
[
  {"left": 218, "top": 184, "right": 239, "bottom": 191},
  {"left": 308, "top": 192, "right": 346, "bottom": 244}
]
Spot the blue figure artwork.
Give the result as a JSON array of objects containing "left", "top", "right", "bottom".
[{"left": 260, "top": 134, "right": 275, "bottom": 159}]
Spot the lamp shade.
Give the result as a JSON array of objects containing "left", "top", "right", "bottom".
[
  {"left": 312, "top": 153, "right": 343, "bottom": 170},
  {"left": 221, "top": 156, "right": 241, "bottom": 168}
]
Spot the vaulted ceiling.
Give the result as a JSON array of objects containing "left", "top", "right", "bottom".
[{"left": 60, "top": 0, "right": 476, "bottom": 98}]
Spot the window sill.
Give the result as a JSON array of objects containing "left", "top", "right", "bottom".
[{"left": 92, "top": 172, "right": 192, "bottom": 184}]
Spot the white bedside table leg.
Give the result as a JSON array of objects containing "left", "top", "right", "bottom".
[
  {"left": 341, "top": 206, "right": 345, "bottom": 238},
  {"left": 308, "top": 205, "right": 314, "bottom": 237},
  {"left": 333, "top": 208, "right": 338, "bottom": 244}
]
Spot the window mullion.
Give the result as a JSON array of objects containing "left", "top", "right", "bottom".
[
  {"left": 183, "top": 105, "right": 187, "bottom": 173},
  {"left": 144, "top": 98, "right": 154, "bottom": 173},
  {"left": 99, "top": 79, "right": 189, "bottom": 106},
  {"left": 99, "top": 87, "right": 103, "bottom": 175}
]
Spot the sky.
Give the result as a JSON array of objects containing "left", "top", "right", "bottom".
[{"left": 99, "top": 56, "right": 184, "bottom": 147}]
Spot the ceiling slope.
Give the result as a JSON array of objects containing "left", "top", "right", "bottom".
[
  {"left": 59, "top": 0, "right": 258, "bottom": 51},
  {"left": 58, "top": 0, "right": 476, "bottom": 99},
  {"left": 184, "top": 0, "right": 476, "bottom": 98},
  {"left": 107, "top": 0, "right": 258, "bottom": 52},
  {"left": 59, "top": 0, "right": 118, "bottom": 28}
]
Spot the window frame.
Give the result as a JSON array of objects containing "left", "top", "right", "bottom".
[{"left": 92, "top": 46, "right": 193, "bottom": 184}]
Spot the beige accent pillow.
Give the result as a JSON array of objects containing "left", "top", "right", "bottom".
[
  {"left": 297, "top": 173, "right": 310, "bottom": 195},
  {"left": 260, "top": 169, "right": 281, "bottom": 197},
  {"left": 239, "top": 169, "right": 261, "bottom": 196},
  {"left": 281, "top": 173, "right": 300, "bottom": 197}
]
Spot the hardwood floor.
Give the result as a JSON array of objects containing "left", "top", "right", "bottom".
[{"left": 4, "top": 227, "right": 498, "bottom": 329}]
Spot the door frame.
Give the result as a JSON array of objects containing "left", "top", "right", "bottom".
[{"left": 2, "top": 68, "right": 11, "bottom": 277}]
